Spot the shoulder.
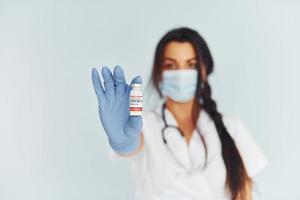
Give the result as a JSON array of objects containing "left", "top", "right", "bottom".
[
  {"left": 141, "top": 104, "right": 163, "bottom": 125},
  {"left": 141, "top": 108, "right": 160, "bottom": 121},
  {"left": 222, "top": 114, "right": 268, "bottom": 177},
  {"left": 222, "top": 114, "right": 254, "bottom": 140}
]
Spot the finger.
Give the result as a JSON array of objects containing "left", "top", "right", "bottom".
[
  {"left": 113, "top": 65, "right": 127, "bottom": 95},
  {"left": 91, "top": 68, "right": 105, "bottom": 105},
  {"left": 126, "top": 115, "right": 143, "bottom": 138},
  {"left": 130, "top": 75, "right": 142, "bottom": 87},
  {"left": 101, "top": 66, "right": 115, "bottom": 96}
]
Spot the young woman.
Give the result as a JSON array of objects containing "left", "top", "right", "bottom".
[{"left": 91, "top": 27, "right": 267, "bottom": 200}]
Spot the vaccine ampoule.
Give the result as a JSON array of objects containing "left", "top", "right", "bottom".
[{"left": 130, "top": 83, "right": 142, "bottom": 116}]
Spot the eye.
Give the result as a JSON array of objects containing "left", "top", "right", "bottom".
[
  {"left": 188, "top": 63, "right": 197, "bottom": 69},
  {"left": 164, "top": 63, "right": 177, "bottom": 70}
]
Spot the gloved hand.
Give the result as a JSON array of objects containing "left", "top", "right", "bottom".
[{"left": 91, "top": 65, "right": 143, "bottom": 155}]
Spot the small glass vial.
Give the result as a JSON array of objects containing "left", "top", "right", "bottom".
[{"left": 130, "top": 83, "right": 143, "bottom": 116}]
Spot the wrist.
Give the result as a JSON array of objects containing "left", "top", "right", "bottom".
[{"left": 109, "top": 134, "right": 141, "bottom": 155}]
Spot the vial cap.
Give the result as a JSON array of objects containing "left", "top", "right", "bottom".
[{"left": 131, "top": 83, "right": 142, "bottom": 89}]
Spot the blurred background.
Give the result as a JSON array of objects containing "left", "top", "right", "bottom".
[{"left": 0, "top": 0, "right": 299, "bottom": 199}]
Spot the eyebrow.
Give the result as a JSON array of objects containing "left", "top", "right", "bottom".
[{"left": 164, "top": 57, "right": 197, "bottom": 62}]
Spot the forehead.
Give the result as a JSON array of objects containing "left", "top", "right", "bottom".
[{"left": 163, "top": 41, "right": 196, "bottom": 60}]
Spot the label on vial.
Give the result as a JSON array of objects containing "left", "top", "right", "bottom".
[{"left": 130, "top": 95, "right": 142, "bottom": 113}]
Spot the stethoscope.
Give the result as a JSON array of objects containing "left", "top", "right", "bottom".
[{"left": 161, "top": 102, "right": 207, "bottom": 174}]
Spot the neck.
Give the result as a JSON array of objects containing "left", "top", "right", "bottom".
[{"left": 165, "top": 98, "right": 198, "bottom": 122}]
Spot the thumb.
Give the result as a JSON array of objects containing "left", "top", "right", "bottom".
[{"left": 125, "top": 115, "right": 143, "bottom": 138}]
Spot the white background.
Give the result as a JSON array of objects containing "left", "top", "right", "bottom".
[{"left": 0, "top": 0, "right": 299, "bottom": 199}]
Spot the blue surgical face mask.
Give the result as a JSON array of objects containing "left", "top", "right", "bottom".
[{"left": 159, "top": 69, "right": 198, "bottom": 102}]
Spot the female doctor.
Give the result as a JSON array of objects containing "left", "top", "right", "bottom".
[{"left": 91, "top": 27, "right": 267, "bottom": 200}]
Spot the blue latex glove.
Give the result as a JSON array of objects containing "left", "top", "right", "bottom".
[{"left": 91, "top": 65, "right": 143, "bottom": 155}]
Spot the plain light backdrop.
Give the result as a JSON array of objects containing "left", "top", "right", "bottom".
[{"left": 0, "top": 0, "right": 299, "bottom": 199}]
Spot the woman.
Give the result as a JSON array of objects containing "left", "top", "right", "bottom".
[{"left": 91, "top": 27, "right": 267, "bottom": 200}]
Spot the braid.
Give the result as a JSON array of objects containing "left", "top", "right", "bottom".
[{"left": 201, "top": 81, "right": 252, "bottom": 200}]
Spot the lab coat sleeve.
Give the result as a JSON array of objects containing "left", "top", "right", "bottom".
[
  {"left": 230, "top": 118, "right": 268, "bottom": 177},
  {"left": 107, "top": 142, "right": 144, "bottom": 162},
  {"left": 107, "top": 147, "right": 125, "bottom": 161}
]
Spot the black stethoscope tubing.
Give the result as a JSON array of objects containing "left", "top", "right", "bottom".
[{"left": 160, "top": 102, "right": 207, "bottom": 172}]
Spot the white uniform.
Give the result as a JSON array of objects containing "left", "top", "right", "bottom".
[{"left": 109, "top": 101, "right": 268, "bottom": 200}]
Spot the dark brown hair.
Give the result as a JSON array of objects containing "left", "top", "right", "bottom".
[{"left": 150, "top": 27, "right": 252, "bottom": 200}]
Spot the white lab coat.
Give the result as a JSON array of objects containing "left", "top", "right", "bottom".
[{"left": 109, "top": 101, "right": 268, "bottom": 200}]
